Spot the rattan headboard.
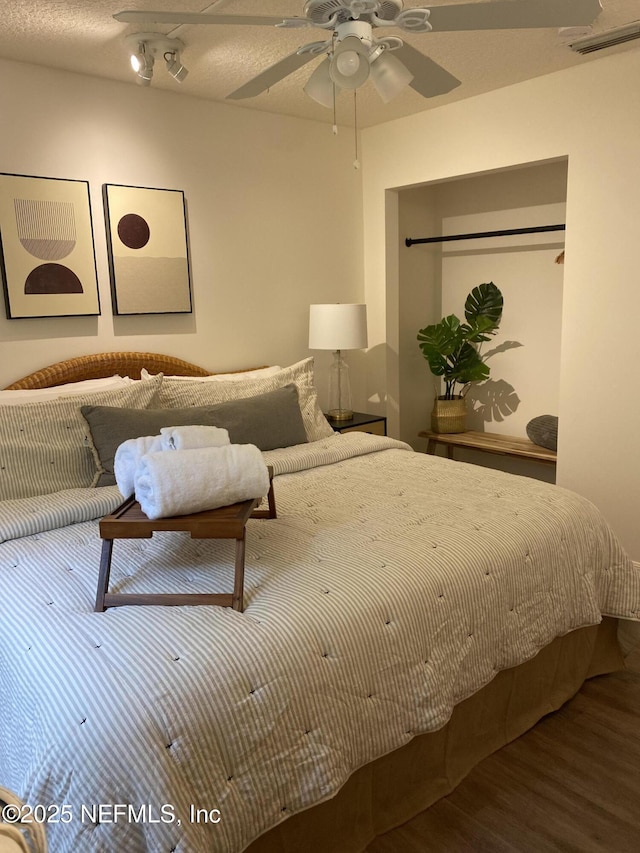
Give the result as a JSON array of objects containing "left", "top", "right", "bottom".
[{"left": 4, "top": 352, "right": 213, "bottom": 390}]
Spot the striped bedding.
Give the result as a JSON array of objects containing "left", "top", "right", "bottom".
[{"left": 0, "top": 433, "right": 638, "bottom": 853}]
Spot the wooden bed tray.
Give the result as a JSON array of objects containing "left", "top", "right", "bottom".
[{"left": 96, "top": 471, "right": 276, "bottom": 613}]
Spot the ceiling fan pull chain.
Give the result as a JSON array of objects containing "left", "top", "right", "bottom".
[{"left": 353, "top": 90, "right": 360, "bottom": 170}]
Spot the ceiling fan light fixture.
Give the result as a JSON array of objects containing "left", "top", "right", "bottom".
[
  {"left": 370, "top": 50, "right": 413, "bottom": 103},
  {"left": 330, "top": 35, "right": 370, "bottom": 89},
  {"left": 304, "top": 57, "right": 337, "bottom": 108}
]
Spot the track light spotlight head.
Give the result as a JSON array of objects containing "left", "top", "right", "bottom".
[
  {"left": 129, "top": 41, "right": 154, "bottom": 84},
  {"left": 165, "top": 51, "right": 189, "bottom": 83},
  {"left": 131, "top": 44, "right": 154, "bottom": 86}
]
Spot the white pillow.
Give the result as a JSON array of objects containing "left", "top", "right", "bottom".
[
  {"left": 157, "top": 358, "right": 333, "bottom": 442},
  {"left": 140, "top": 366, "right": 282, "bottom": 382},
  {"left": 0, "top": 374, "right": 163, "bottom": 500},
  {"left": 0, "top": 375, "right": 133, "bottom": 405}
]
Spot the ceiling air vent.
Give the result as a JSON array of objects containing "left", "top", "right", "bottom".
[{"left": 569, "top": 20, "right": 640, "bottom": 55}]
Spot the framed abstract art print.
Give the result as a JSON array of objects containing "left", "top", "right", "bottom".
[
  {"left": 103, "top": 184, "right": 192, "bottom": 315},
  {"left": 0, "top": 173, "right": 99, "bottom": 318}
]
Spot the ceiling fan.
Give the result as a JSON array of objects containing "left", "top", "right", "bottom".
[{"left": 114, "top": 0, "right": 603, "bottom": 106}]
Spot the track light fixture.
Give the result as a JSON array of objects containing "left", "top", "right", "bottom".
[{"left": 125, "top": 33, "right": 188, "bottom": 86}]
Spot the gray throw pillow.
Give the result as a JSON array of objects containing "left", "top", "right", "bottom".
[
  {"left": 526, "top": 415, "right": 558, "bottom": 451},
  {"left": 158, "top": 357, "right": 334, "bottom": 442},
  {"left": 82, "top": 383, "right": 307, "bottom": 486}
]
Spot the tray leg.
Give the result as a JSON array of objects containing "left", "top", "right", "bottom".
[
  {"left": 232, "top": 531, "right": 246, "bottom": 612},
  {"left": 266, "top": 479, "right": 277, "bottom": 518},
  {"left": 95, "top": 539, "right": 114, "bottom": 612}
]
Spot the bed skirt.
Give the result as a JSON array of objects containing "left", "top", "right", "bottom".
[{"left": 247, "top": 618, "right": 624, "bottom": 853}]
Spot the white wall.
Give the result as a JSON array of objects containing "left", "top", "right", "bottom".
[
  {"left": 362, "top": 49, "right": 640, "bottom": 560},
  {"left": 394, "top": 185, "right": 440, "bottom": 444},
  {"left": 0, "top": 58, "right": 365, "bottom": 410}
]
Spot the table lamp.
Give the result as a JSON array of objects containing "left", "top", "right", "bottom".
[{"left": 309, "top": 303, "right": 368, "bottom": 421}]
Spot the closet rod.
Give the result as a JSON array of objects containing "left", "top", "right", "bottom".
[{"left": 405, "top": 223, "right": 565, "bottom": 247}]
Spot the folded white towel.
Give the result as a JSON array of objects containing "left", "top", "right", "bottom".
[
  {"left": 135, "top": 444, "right": 270, "bottom": 520},
  {"left": 160, "top": 424, "right": 230, "bottom": 451},
  {"left": 114, "top": 434, "right": 163, "bottom": 498}
]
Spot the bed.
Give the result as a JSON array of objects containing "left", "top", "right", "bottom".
[{"left": 0, "top": 351, "right": 638, "bottom": 853}]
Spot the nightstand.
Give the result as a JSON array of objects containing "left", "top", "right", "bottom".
[{"left": 327, "top": 412, "right": 387, "bottom": 436}]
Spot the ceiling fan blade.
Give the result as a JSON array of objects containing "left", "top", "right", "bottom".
[
  {"left": 393, "top": 43, "right": 461, "bottom": 98},
  {"left": 426, "top": 0, "right": 602, "bottom": 31},
  {"left": 226, "top": 50, "right": 319, "bottom": 100},
  {"left": 113, "top": 10, "right": 290, "bottom": 27}
]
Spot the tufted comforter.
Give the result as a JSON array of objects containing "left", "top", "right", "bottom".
[{"left": 0, "top": 433, "right": 638, "bottom": 853}]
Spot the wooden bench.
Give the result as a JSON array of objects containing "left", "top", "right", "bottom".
[{"left": 418, "top": 430, "right": 557, "bottom": 465}]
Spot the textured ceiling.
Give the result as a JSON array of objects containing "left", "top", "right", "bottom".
[{"left": 0, "top": 1, "right": 638, "bottom": 127}]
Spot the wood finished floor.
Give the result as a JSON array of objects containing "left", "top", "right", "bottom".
[{"left": 367, "top": 649, "right": 640, "bottom": 853}]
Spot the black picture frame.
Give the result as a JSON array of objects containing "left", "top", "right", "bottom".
[
  {"left": 103, "top": 183, "right": 192, "bottom": 315},
  {"left": 0, "top": 172, "right": 100, "bottom": 319}
]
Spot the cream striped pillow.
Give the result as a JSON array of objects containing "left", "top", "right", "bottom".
[
  {"left": 157, "top": 358, "right": 334, "bottom": 442},
  {"left": 0, "top": 375, "right": 162, "bottom": 500}
]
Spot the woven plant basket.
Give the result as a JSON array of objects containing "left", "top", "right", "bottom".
[{"left": 431, "top": 396, "right": 467, "bottom": 434}]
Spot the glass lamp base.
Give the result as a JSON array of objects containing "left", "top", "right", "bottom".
[
  {"left": 328, "top": 350, "right": 353, "bottom": 421},
  {"left": 327, "top": 408, "right": 354, "bottom": 421}
]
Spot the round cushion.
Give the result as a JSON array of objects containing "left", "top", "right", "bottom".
[{"left": 526, "top": 415, "right": 558, "bottom": 451}]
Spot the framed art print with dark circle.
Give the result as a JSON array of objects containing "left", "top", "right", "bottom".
[
  {"left": 0, "top": 172, "right": 100, "bottom": 318},
  {"left": 103, "top": 183, "right": 192, "bottom": 315}
]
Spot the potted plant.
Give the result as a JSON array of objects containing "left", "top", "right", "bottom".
[{"left": 417, "top": 281, "right": 503, "bottom": 433}]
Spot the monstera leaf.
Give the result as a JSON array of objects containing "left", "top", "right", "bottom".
[
  {"left": 418, "top": 315, "right": 465, "bottom": 366},
  {"left": 465, "top": 282, "right": 503, "bottom": 327},
  {"left": 462, "top": 285, "right": 502, "bottom": 343},
  {"left": 454, "top": 341, "right": 491, "bottom": 384}
]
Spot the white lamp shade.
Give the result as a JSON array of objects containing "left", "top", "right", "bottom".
[
  {"left": 329, "top": 36, "right": 370, "bottom": 90},
  {"left": 304, "top": 57, "right": 336, "bottom": 108},
  {"left": 370, "top": 51, "right": 414, "bottom": 103},
  {"left": 309, "top": 303, "right": 368, "bottom": 351}
]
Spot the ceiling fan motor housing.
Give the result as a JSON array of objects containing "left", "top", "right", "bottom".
[{"left": 304, "top": 0, "right": 403, "bottom": 25}]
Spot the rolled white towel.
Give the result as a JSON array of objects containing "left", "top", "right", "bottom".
[
  {"left": 160, "top": 424, "right": 230, "bottom": 451},
  {"left": 114, "top": 434, "right": 163, "bottom": 498},
  {"left": 135, "top": 444, "right": 270, "bottom": 520}
]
